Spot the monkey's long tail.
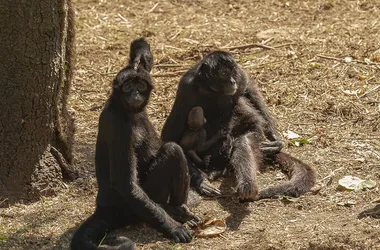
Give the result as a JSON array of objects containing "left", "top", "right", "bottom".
[
  {"left": 70, "top": 214, "right": 135, "bottom": 250},
  {"left": 259, "top": 152, "right": 316, "bottom": 199}
]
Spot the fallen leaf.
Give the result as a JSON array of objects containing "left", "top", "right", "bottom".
[
  {"left": 283, "top": 130, "right": 301, "bottom": 139},
  {"left": 361, "top": 180, "right": 377, "bottom": 190},
  {"left": 292, "top": 138, "right": 310, "bottom": 147},
  {"left": 338, "top": 176, "right": 377, "bottom": 191},
  {"left": 195, "top": 218, "right": 227, "bottom": 238}
]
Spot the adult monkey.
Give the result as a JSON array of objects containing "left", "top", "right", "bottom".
[
  {"left": 71, "top": 38, "right": 198, "bottom": 250},
  {"left": 162, "top": 51, "right": 315, "bottom": 200}
]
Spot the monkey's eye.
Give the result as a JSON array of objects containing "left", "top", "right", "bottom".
[
  {"left": 230, "top": 77, "right": 236, "bottom": 84},
  {"left": 137, "top": 82, "right": 147, "bottom": 92},
  {"left": 122, "top": 84, "right": 133, "bottom": 93}
]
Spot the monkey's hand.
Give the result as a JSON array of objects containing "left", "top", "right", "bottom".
[
  {"left": 197, "top": 179, "right": 221, "bottom": 197},
  {"left": 168, "top": 225, "right": 193, "bottom": 243},
  {"left": 164, "top": 204, "right": 201, "bottom": 227},
  {"left": 260, "top": 140, "right": 283, "bottom": 156},
  {"left": 207, "top": 168, "right": 227, "bottom": 181},
  {"left": 203, "top": 155, "right": 211, "bottom": 167},
  {"left": 236, "top": 180, "right": 259, "bottom": 200}
]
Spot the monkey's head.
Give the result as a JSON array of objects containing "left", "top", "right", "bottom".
[
  {"left": 187, "top": 106, "right": 206, "bottom": 130},
  {"left": 195, "top": 51, "right": 239, "bottom": 96},
  {"left": 112, "top": 67, "right": 154, "bottom": 113}
]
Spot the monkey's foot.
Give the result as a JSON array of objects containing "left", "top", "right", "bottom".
[
  {"left": 197, "top": 179, "right": 221, "bottom": 197},
  {"left": 203, "top": 155, "right": 211, "bottom": 167},
  {"left": 207, "top": 168, "right": 227, "bottom": 181},
  {"left": 164, "top": 204, "right": 202, "bottom": 226},
  {"left": 236, "top": 181, "right": 258, "bottom": 200},
  {"left": 260, "top": 140, "right": 283, "bottom": 155}
]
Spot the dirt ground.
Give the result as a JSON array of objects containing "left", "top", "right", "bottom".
[{"left": 1, "top": 0, "right": 380, "bottom": 249}]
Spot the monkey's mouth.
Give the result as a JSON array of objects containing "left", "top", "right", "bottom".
[
  {"left": 223, "top": 87, "right": 237, "bottom": 95},
  {"left": 124, "top": 97, "right": 146, "bottom": 112},
  {"left": 207, "top": 85, "right": 236, "bottom": 96}
]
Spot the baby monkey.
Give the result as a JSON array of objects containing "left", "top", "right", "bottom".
[{"left": 180, "top": 106, "right": 224, "bottom": 168}]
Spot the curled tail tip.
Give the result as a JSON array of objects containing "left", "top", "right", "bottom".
[
  {"left": 131, "top": 37, "right": 149, "bottom": 45},
  {"left": 129, "top": 37, "right": 153, "bottom": 72},
  {"left": 260, "top": 152, "right": 316, "bottom": 199},
  {"left": 130, "top": 37, "right": 151, "bottom": 52}
]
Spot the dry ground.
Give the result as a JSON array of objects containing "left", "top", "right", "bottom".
[{"left": 1, "top": 0, "right": 380, "bottom": 249}]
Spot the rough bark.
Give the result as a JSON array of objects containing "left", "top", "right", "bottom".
[{"left": 0, "top": 0, "right": 76, "bottom": 206}]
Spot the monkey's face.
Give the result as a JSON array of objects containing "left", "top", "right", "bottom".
[
  {"left": 207, "top": 70, "right": 237, "bottom": 96},
  {"left": 188, "top": 106, "right": 206, "bottom": 130},
  {"left": 113, "top": 68, "right": 153, "bottom": 113},
  {"left": 196, "top": 51, "right": 238, "bottom": 96}
]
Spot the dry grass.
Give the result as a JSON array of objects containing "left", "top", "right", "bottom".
[{"left": 1, "top": 0, "right": 380, "bottom": 249}]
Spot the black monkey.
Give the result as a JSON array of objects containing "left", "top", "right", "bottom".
[
  {"left": 71, "top": 38, "right": 197, "bottom": 250},
  {"left": 162, "top": 51, "right": 315, "bottom": 200},
  {"left": 179, "top": 106, "right": 224, "bottom": 168}
]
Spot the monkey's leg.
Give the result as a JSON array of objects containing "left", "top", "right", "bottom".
[
  {"left": 230, "top": 132, "right": 263, "bottom": 199},
  {"left": 143, "top": 142, "right": 200, "bottom": 224},
  {"left": 71, "top": 206, "right": 135, "bottom": 250}
]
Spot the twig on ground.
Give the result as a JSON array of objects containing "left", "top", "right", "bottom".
[
  {"left": 317, "top": 54, "right": 380, "bottom": 66},
  {"left": 274, "top": 43, "right": 297, "bottom": 48},
  {"left": 117, "top": 13, "right": 130, "bottom": 24},
  {"left": 155, "top": 64, "right": 189, "bottom": 68},
  {"left": 0, "top": 198, "right": 8, "bottom": 206},
  {"left": 145, "top": 2, "right": 159, "bottom": 13},
  {"left": 152, "top": 70, "right": 186, "bottom": 77},
  {"left": 262, "top": 37, "right": 275, "bottom": 44},
  {"left": 360, "top": 84, "right": 380, "bottom": 98},
  {"left": 222, "top": 41, "right": 296, "bottom": 51},
  {"left": 169, "top": 30, "right": 182, "bottom": 41},
  {"left": 222, "top": 43, "right": 275, "bottom": 50}
]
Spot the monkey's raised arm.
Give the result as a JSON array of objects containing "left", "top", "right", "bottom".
[
  {"left": 161, "top": 73, "right": 197, "bottom": 143},
  {"left": 243, "top": 75, "right": 283, "bottom": 154}
]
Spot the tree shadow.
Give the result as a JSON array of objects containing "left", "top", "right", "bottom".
[
  {"left": 59, "top": 221, "right": 176, "bottom": 249},
  {"left": 0, "top": 210, "right": 73, "bottom": 250}
]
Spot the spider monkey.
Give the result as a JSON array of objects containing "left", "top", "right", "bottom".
[
  {"left": 179, "top": 106, "right": 224, "bottom": 169},
  {"left": 71, "top": 38, "right": 198, "bottom": 250},
  {"left": 162, "top": 51, "right": 315, "bottom": 200}
]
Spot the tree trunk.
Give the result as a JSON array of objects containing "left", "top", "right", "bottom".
[{"left": 0, "top": 0, "right": 76, "bottom": 206}]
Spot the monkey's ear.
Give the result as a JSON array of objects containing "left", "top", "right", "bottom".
[
  {"left": 198, "top": 62, "right": 210, "bottom": 75},
  {"left": 112, "top": 79, "right": 121, "bottom": 91},
  {"left": 204, "top": 117, "right": 207, "bottom": 123}
]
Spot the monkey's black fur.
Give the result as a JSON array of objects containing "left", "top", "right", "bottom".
[
  {"left": 179, "top": 106, "right": 223, "bottom": 169},
  {"left": 71, "top": 38, "right": 196, "bottom": 250},
  {"left": 128, "top": 38, "right": 153, "bottom": 72},
  {"left": 162, "top": 51, "right": 315, "bottom": 200}
]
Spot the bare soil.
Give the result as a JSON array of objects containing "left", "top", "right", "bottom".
[{"left": 1, "top": 0, "right": 379, "bottom": 249}]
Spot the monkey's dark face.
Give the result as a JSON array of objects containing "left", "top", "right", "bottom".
[
  {"left": 196, "top": 51, "right": 238, "bottom": 96},
  {"left": 112, "top": 68, "right": 153, "bottom": 113}
]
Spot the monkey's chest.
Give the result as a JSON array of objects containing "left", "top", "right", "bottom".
[
  {"left": 133, "top": 125, "right": 159, "bottom": 166},
  {"left": 179, "top": 132, "right": 199, "bottom": 150}
]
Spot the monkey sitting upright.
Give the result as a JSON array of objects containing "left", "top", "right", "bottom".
[{"left": 180, "top": 106, "right": 224, "bottom": 168}]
